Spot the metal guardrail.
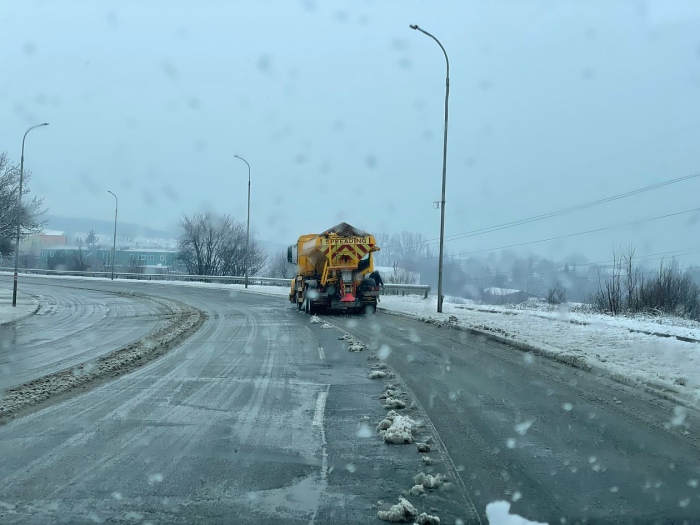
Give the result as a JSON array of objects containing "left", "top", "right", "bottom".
[
  {"left": 383, "top": 283, "right": 431, "bottom": 299},
  {"left": 0, "top": 267, "right": 431, "bottom": 298}
]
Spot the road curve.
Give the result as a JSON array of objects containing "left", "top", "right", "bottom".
[
  {"left": 0, "top": 277, "right": 451, "bottom": 524},
  {"left": 0, "top": 276, "right": 170, "bottom": 391}
]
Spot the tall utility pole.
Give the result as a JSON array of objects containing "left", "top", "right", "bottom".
[
  {"left": 108, "top": 191, "right": 118, "bottom": 280},
  {"left": 234, "top": 155, "right": 251, "bottom": 289},
  {"left": 12, "top": 122, "right": 49, "bottom": 307},
  {"left": 410, "top": 24, "right": 450, "bottom": 313}
]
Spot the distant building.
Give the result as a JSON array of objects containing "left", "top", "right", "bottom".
[
  {"left": 19, "top": 231, "right": 68, "bottom": 254},
  {"left": 481, "top": 287, "right": 537, "bottom": 305},
  {"left": 38, "top": 246, "right": 177, "bottom": 273}
]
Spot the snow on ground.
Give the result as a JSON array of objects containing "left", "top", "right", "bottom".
[
  {"left": 376, "top": 497, "right": 418, "bottom": 522},
  {"left": 485, "top": 501, "right": 548, "bottom": 525},
  {"left": 379, "top": 296, "right": 700, "bottom": 407},
  {"left": 382, "top": 414, "right": 416, "bottom": 444},
  {"left": 0, "top": 288, "right": 39, "bottom": 326}
]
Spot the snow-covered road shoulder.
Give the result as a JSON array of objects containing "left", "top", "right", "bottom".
[
  {"left": 0, "top": 288, "right": 39, "bottom": 326},
  {"left": 379, "top": 296, "right": 700, "bottom": 408}
]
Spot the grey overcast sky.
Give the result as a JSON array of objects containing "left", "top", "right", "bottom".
[{"left": 2, "top": 0, "right": 699, "bottom": 264}]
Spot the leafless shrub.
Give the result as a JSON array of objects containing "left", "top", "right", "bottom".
[{"left": 546, "top": 282, "right": 567, "bottom": 305}]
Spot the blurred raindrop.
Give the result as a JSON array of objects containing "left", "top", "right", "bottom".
[
  {"left": 148, "top": 473, "right": 164, "bottom": 485},
  {"left": 514, "top": 420, "right": 533, "bottom": 435},
  {"left": 507, "top": 438, "right": 516, "bottom": 449},
  {"left": 365, "top": 155, "right": 377, "bottom": 168},
  {"left": 378, "top": 344, "right": 391, "bottom": 360},
  {"left": 512, "top": 491, "right": 522, "bottom": 502},
  {"left": 257, "top": 54, "right": 271, "bottom": 73},
  {"left": 345, "top": 463, "right": 356, "bottom": 473},
  {"left": 334, "top": 10, "right": 348, "bottom": 23},
  {"left": 161, "top": 61, "right": 179, "bottom": 81},
  {"left": 23, "top": 42, "right": 36, "bottom": 55},
  {"left": 562, "top": 403, "right": 573, "bottom": 411},
  {"left": 356, "top": 423, "right": 372, "bottom": 438}
]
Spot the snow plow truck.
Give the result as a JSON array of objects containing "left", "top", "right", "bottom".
[{"left": 288, "top": 222, "right": 381, "bottom": 314}]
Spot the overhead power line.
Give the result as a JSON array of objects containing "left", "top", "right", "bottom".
[
  {"left": 378, "top": 171, "right": 700, "bottom": 254},
  {"left": 447, "top": 206, "right": 700, "bottom": 259}
]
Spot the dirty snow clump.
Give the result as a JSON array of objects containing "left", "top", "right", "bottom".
[
  {"left": 415, "top": 512, "right": 441, "bottom": 525},
  {"left": 310, "top": 315, "right": 322, "bottom": 324},
  {"left": 370, "top": 370, "right": 387, "bottom": 379},
  {"left": 349, "top": 341, "right": 367, "bottom": 352},
  {"left": 377, "top": 497, "right": 418, "bottom": 522},
  {"left": 384, "top": 415, "right": 417, "bottom": 444},
  {"left": 416, "top": 442, "right": 431, "bottom": 453},
  {"left": 380, "top": 388, "right": 397, "bottom": 399},
  {"left": 384, "top": 397, "right": 407, "bottom": 409},
  {"left": 414, "top": 472, "right": 448, "bottom": 489},
  {"left": 321, "top": 322, "right": 333, "bottom": 329},
  {"left": 421, "top": 456, "right": 436, "bottom": 466},
  {"left": 408, "top": 484, "right": 425, "bottom": 496},
  {"left": 485, "top": 501, "right": 549, "bottom": 525}
]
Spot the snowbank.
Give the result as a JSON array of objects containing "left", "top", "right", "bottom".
[
  {"left": 379, "top": 296, "right": 700, "bottom": 406},
  {"left": 383, "top": 415, "right": 416, "bottom": 444},
  {"left": 377, "top": 497, "right": 417, "bottom": 522},
  {"left": 0, "top": 289, "right": 39, "bottom": 326}
]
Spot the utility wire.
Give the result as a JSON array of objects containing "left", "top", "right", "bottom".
[{"left": 377, "top": 171, "right": 700, "bottom": 254}]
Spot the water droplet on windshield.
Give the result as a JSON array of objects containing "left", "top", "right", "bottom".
[{"left": 378, "top": 344, "right": 391, "bottom": 360}]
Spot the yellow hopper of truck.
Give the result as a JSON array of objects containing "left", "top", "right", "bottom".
[{"left": 288, "top": 222, "right": 381, "bottom": 314}]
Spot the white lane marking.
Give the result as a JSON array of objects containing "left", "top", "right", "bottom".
[
  {"left": 318, "top": 346, "right": 325, "bottom": 360},
  {"left": 312, "top": 390, "right": 328, "bottom": 427}
]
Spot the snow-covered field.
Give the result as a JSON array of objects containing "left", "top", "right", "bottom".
[{"left": 379, "top": 296, "right": 700, "bottom": 407}]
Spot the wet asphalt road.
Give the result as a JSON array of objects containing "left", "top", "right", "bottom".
[
  {"left": 0, "top": 276, "right": 169, "bottom": 391},
  {"left": 1, "top": 276, "right": 699, "bottom": 524}
]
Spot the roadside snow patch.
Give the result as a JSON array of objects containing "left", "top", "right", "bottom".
[
  {"left": 414, "top": 472, "right": 448, "bottom": 489},
  {"left": 310, "top": 315, "right": 322, "bottom": 324},
  {"left": 408, "top": 484, "right": 425, "bottom": 496},
  {"left": 377, "top": 497, "right": 418, "bottom": 522},
  {"left": 415, "top": 512, "right": 441, "bottom": 525},
  {"left": 384, "top": 397, "right": 406, "bottom": 409},
  {"left": 421, "top": 456, "right": 436, "bottom": 465},
  {"left": 370, "top": 370, "right": 387, "bottom": 379},
  {"left": 485, "top": 501, "right": 549, "bottom": 525},
  {"left": 350, "top": 341, "right": 366, "bottom": 352},
  {"left": 321, "top": 322, "right": 333, "bottom": 329},
  {"left": 380, "top": 389, "right": 397, "bottom": 399},
  {"left": 384, "top": 415, "right": 416, "bottom": 444}
]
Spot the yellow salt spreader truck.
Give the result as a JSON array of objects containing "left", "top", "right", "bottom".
[{"left": 288, "top": 222, "right": 381, "bottom": 314}]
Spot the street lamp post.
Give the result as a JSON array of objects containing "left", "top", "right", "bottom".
[
  {"left": 410, "top": 24, "right": 450, "bottom": 314},
  {"left": 12, "top": 122, "right": 49, "bottom": 307},
  {"left": 234, "top": 155, "right": 251, "bottom": 289},
  {"left": 108, "top": 191, "right": 118, "bottom": 280}
]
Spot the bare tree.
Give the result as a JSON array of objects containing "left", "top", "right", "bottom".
[
  {"left": 593, "top": 247, "right": 623, "bottom": 315},
  {"left": 267, "top": 251, "right": 294, "bottom": 279},
  {"left": 546, "top": 282, "right": 567, "bottom": 305},
  {"left": 0, "top": 152, "right": 45, "bottom": 258},
  {"left": 177, "top": 212, "right": 267, "bottom": 276},
  {"left": 71, "top": 238, "right": 89, "bottom": 271}
]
